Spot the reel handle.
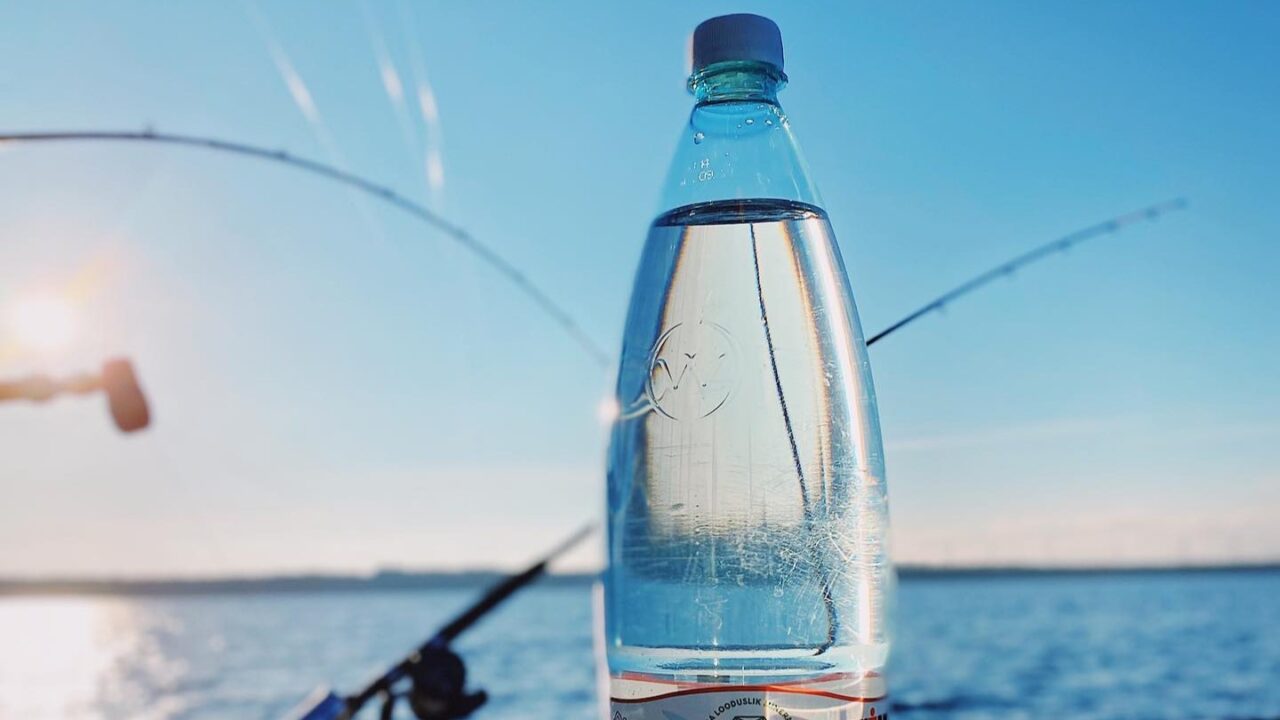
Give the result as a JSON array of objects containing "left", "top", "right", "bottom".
[
  {"left": 102, "top": 358, "right": 149, "bottom": 432},
  {"left": 0, "top": 357, "right": 150, "bottom": 433}
]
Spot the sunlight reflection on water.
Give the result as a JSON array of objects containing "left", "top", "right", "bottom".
[{"left": 0, "top": 597, "right": 188, "bottom": 719}]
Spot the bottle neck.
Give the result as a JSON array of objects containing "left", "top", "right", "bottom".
[
  {"left": 689, "top": 61, "right": 787, "bottom": 106},
  {"left": 656, "top": 61, "right": 819, "bottom": 215}
]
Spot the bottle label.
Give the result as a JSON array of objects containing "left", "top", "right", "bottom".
[{"left": 609, "top": 673, "right": 888, "bottom": 719}]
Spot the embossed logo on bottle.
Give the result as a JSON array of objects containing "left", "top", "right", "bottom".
[{"left": 645, "top": 321, "right": 738, "bottom": 420}]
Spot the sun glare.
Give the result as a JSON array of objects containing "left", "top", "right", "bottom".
[{"left": 7, "top": 292, "right": 78, "bottom": 354}]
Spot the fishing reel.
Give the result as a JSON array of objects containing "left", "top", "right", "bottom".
[
  {"left": 376, "top": 646, "right": 487, "bottom": 720},
  {"left": 291, "top": 646, "right": 488, "bottom": 720},
  {"left": 287, "top": 526, "right": 593, "bottom": 720}
]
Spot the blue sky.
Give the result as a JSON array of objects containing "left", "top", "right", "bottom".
[{"left": 1, "top": 1, "right": 1277, "bottom": 576}]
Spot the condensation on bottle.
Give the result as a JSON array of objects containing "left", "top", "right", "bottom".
[{"left": 603, "top": 13, "right": 893, "bottom": 720}]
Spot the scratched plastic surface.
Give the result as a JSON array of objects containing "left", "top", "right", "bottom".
[{"left": 604, "top": 198, "right": 891, "bottom": 680}]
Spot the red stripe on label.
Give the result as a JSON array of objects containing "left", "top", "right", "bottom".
[{"left": 611, "top": 684, "right": 888, "bottom": 705}]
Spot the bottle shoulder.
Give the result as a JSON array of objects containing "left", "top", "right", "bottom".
[{"left": 657, "top": 101, "right": 823, "bottom": 213}]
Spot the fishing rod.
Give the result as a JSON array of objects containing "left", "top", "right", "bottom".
[
  {"left": 0, "top": 129, "right": 610, "bottom": 367},
  {"left": 0, "top": 129, "right": 1185, "bottom": 364},
  {"left": 865, "top": 198, "right": 1188, "bottom": 346},
  {"left": 0, "top": 357, "right": 150, "bottom": 432},
  {"left": 286, "top": 523, "right": 594, "bottom": 720}
]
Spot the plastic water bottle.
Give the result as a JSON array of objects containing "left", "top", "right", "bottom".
[{"left": 603, "top": 14, "right": 892, "bottom": 719}]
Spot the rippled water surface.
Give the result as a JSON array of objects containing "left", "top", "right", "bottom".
[{"left": 3, "top": 571, "right": 1278, "bottom": 719}]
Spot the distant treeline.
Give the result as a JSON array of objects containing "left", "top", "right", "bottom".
[
  {"left": 0, "top": 570, "right": 595, "bottom": 597},
  {"left": 2, "top": 563, "right": 1277, "bottom": 597}
]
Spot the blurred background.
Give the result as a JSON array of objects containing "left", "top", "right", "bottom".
[{"left": 2, "top": 2, "right": 1278, "bottom": 718}]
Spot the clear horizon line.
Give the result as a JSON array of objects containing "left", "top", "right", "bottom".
[{"left": 4, "top": 558, "right": 1280, "bottom": 589}]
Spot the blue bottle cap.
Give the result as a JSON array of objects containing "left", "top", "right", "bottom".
[{"left": 691, "top": 14, "right": 784, "bottom": 74}]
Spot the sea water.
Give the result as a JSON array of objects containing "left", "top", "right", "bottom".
[{"left": 4, "top": 571, "right": 1280, "bottom": 718}]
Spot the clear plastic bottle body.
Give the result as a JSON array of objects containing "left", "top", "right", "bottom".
[{"left": 603, "top": 60, "right": 892, "bottom": 717}]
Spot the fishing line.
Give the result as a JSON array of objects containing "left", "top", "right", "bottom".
[
  {"left": 395, "top": 0, "right": 447, "bottom": 208},
  {"left": 360, "top": 1, "right": 419, "bottom": 168},
  {"left": 244, "top": 0, "right": 391, "bottom": 247}
]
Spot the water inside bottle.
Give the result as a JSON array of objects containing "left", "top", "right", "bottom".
[{"left": 606, "top": 198, "right": 891, "bottom": 683}]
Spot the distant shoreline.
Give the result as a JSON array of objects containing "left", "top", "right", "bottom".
[{"left": 2, "top": 563, "right": 1278, "bottom": 597}]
